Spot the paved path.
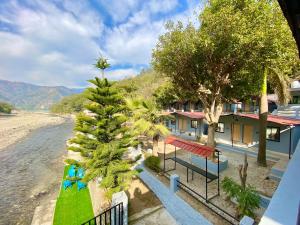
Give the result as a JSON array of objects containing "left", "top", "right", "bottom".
[{"left": 139, "top": 167, "right": 212, "bottom": 225}]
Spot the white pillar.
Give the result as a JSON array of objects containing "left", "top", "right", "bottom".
[{"left": 112, "top": 191, "right": 128, "bottom": 225}]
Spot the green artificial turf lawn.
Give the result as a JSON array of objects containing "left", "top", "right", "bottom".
[{"left": 53, "top": 165, "right": 94, "bottom": 225}]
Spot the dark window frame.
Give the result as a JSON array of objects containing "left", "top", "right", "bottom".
[
  {"left": 191, "top": 120, "right": 198, "bottom": 129},
  {"left": 216, "top": 122, "right": 225, "bottom": 133},
  {"left": 266, "top": 126, "right": 280, "bottom": 142}
]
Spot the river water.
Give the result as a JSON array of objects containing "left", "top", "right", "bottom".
[{"left": 0, "top": 119, "right": 74, "bottom": 225}]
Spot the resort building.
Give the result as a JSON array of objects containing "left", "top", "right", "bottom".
[{"left": 165, "top": 111, "right": 300, "bottom": 158}]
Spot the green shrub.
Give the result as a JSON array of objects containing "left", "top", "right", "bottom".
[
  {"left": 145, "top": 156, "right": 161, "bottom": 172},
  {"left": 222, "top": 177, "right": 240, "bottom": 200},
  {"left": 135, "top": 168, "right": 143, "bottom": 173},
  {"left": 221, "top": 176, "right": 260, "bottom": 218},
  {"left": 0, "top": 102, "right": 14, "bottom": 114},
  {"left": 134, "top": 154, "right": 142, "bottom": 162},
  {"left": 236, "top": 186, "right": 260, "bottom": 218}
]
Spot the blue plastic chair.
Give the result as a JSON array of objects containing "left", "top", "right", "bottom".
[
  {"left": 70, "top": 165, "right": 76, "bottom": 169},
  {"left": 68, "top": 168, "right": 76, "bottom": 177},
  {"left": 77, "top": 168, "right": 84, "bottom": 179},
  {"left": 63, "top": 180, "right": 73, "bottom": 190},
  {"left": 77, "top": 181, "right": 87, "bottom": 191}
]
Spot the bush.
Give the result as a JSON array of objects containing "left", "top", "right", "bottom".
[
  {"left": 0, "top": 102, "right": 14, "bottom": 114},
  {"left": 221, "top": 176, "right": 260, "bottom": 218},
  {"left": 135, "top": 168, "right": 143, "bottom": 173},
  {"left": 144, "top": 156, "right": 161, "bottom": 172},
  {"left": 222, "top": 177, "right": 240, "bottom": 200},
  {"left": 236, "top": 186, "right": 260, "bottom": 218},
  {"left": 134, "top": 154, "right": 142, "bottom": 162}
]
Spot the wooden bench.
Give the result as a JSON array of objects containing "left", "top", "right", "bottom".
[{"left": 167, "top": 157, "right": 218, "bottom": 182}]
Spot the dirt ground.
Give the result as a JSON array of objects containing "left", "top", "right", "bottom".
[
  {"left": 141, "top": 139, "right": 279, "bottom": 223},
  {"left": 126, "top": 177, "right": 161, "bottom": 216}
]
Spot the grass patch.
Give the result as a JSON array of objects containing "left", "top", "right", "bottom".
[{"left": 53, "top": 165, "right": 94, "bottom": 225}]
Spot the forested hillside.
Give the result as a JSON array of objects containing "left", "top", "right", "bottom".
[
  {"left": 0, "top": 80, "right": 82, "bottom": 110},
  {"left": 50, "top": 69, "right": 167, "bottom": 113}
]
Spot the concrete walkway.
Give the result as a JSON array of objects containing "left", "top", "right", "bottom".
[{"left": 139, "top": 168, "right": 212, "bottom": 225}]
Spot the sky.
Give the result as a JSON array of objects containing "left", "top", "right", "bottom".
[{"left": 0, "top": 0, "right": 202, "bottom": 88}]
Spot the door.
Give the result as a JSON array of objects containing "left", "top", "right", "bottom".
[
  {"left": 244, "top": 103, "right": 250, "bottom": 112},
  {"left": 179, "top": 118, "right": 187, "bottom": 132},
  {"left": 243, "top": 125, "right": 253, "bottom": 145},
  {"left": 232, "top": 124, "right": 241, "bottom": 142}
]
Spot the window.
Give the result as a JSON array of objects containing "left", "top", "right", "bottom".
[
  {"left": 165, "top": 120, "right": 169, "bottom": 127},
  {"left": 266, "top": 127, "right": 280, "bottom": 142},
  {"left": 191, "top": 120, "right": 198, "bottom": 128},
  {"left": 216, "top": 123, "right": 225, "bottom": 133},
  {"left": 171, "top": 120, "right": 176, "bottom": 125}
]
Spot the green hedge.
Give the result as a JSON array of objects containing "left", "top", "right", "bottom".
[{"left": 145, "top": 156, "right": 161, "bottom": 172}]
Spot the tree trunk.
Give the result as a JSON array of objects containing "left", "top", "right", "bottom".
[
  {"left": 207, "top": 123, "right": 216, "bottom": 148},
  {"left": 153, "top": 135, "right": 159, "bottom": 156},
  {"left": 239, "top": 154, "right": 248, "bottom": 190},
  {"left": 258, "top": 67, "right": 268, "bottom": 167},
  {"left": 101, "top": 69, "right": 105, "bottom": 79}
]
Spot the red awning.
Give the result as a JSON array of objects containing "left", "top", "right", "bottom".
[
  {"left": 172, "top": 111, "right": 205, "bottom": 119},
  {"left": 165, "top": 136, "right": 214, "bottom": 158},
  {"left": 231, "top": 113, "right": 300, "bottom": 126}
]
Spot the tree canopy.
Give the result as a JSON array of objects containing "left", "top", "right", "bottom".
[
  {"left": 0, "top": 102, "right": 14, "bottom": 114},
  {"left": 152, "top": 1, "right": 260, "bottom": 147}
]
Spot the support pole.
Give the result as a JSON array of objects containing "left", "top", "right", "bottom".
[
  {"left": 289, "top": 126, "right": 292, "bottom": 159},
  {"left": 217, "top": 151, "right": 220, "bottom": 196},
  {"left": 187, "top": 167, "right": 189, "bottom": 183},
  {"left": 231, "top": 123, "right": 234, "bottom": 147},
  {"left": 205, "top": 157, "right": 208, "bottom": 202},
  {"left": 174, "top": 146, "right": 177, "bottom": 169},
  {"left": 164, "top": 142, "right": 166, "bottom": 172}
]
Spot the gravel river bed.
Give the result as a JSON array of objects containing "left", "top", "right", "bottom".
[{"left": 0, "top": 119, "right": 74, "bottom": 225}]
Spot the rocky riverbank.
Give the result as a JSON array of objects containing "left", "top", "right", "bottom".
[{"left": 0, "top": 111, "right": 67, "bottom": 151}]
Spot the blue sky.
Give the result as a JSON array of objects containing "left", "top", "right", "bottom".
[{"left": 0, "top": 0, "right": 202, "bottom": 88}]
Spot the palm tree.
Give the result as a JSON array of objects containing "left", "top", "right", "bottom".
[
  {"left": 257, "top": 67, "right": 290, "bottom": 166},
  {"left": 127, "top": 98, "right": 170, "bottom": 156},
  {"left": 95, "top": 56, "right": 110, "bottom": 79}
]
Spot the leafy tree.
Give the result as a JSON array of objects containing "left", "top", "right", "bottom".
[
  {"left": 237, "top": 0, "right": 298, "bottom": 166},
  {"left": 127, "top": 98, "right": 170, "bottom": 156},
  {"left": 0, "top": 102, "right": 14, "bottom": 114},
  {"left": 153, "top": 83, "right": 198, "bottom": 110},
  {"left": 68, "top": 58, "right": 137, "bottom": 199},
  {"left": 152, "top": 4, "right": 258, "bottom": 149}
]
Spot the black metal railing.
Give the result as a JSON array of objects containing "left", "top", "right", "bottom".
[
  {"left": 176, "top": 180, "right": 239, "bottom": 225},
  {"left": 81, "top": 202, "right": 124, "bottom": 225}
]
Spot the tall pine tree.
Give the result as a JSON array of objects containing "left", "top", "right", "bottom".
[{"left": 68, "top": 57, "right": 137, "bottom": 199}]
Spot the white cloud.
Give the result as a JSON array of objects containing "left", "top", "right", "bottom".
[
  {"left": 105, "top": 68, "right": 139, "bottom": 80},
  {"left": 0, "top": 0, "right": 103, "bottom": 87},
  {"left": 0, "top": 0, "right": 203, "bottom": 87}
]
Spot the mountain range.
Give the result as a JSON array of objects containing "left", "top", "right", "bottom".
[{"left": 0, "top": 79, "right": 82, "bottom": 110}]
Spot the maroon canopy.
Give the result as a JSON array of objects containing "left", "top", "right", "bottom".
[{"left": 165, "top": 136, "right": 214, "bottom": 158}]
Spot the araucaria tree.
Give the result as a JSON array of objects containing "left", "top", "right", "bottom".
[
  {"left": 152, "top": 3, "right": 258, "bottom": 149},
  {"left": 68, "top": 57, "right": 137, "bottom": 198}
]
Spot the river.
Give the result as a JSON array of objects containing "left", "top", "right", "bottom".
[{"left": 0, "top": 119, "right": 74, "bottom": 225}]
